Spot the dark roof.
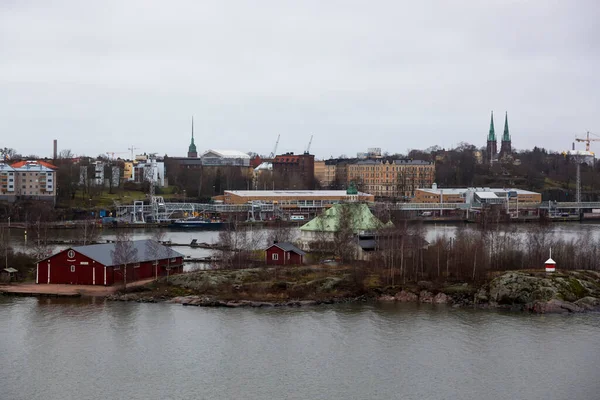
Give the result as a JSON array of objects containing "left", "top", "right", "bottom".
[
  {"left": 267, "top": 242, "right": 306, "bottom": 255},
  {"left": 358, "top": 239, "right": 377, "bottom": 251},
  {"left": 70, "top": 239, "right": 184, "bottom": 267}
]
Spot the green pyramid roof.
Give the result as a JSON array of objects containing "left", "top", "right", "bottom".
[{"left": 299, "top": 203, "right": 389, "bottom": 232}]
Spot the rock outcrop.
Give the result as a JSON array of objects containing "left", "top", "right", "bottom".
[{"left": 478, "top": 271, "right": 600, "bottom": 313}]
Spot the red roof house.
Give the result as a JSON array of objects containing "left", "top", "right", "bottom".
[
  {"left": 265, "top": 242, "right": 306, "bottom": 266},
  {"left": 36, "top": 239, "right": 184, "bottom": 285}
]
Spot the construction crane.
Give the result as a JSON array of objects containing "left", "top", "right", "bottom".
[
  {"left": 304, "top": 135, "right": 313, "bottom": 154},
  {"left": 128, "top": 146, "right": 138, "bottom": 160},
  {"left": 567, "top": 132, "right": 597, "bottom": 207},
  {"left": 268, "top": 134, "right": 280, "bottom": 159},
  {"left": 106, "top": 151, "right": 128, "bottom": 160},
  {"left": 575, "top": 131, "right": 599, "bottom": 152}
]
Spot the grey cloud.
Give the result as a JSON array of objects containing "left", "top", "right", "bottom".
[{"left": 1, "top": 0, "right": 599, "bottom": 158}]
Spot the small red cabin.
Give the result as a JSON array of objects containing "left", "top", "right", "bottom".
[
  {"left": 265, "top": 242, "right": 306, "bottom": 266},
  {"left": 36, "top": 239, "right": 184, "bottom": 286}
]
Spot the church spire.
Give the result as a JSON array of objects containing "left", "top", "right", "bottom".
[
  {"left": 502, "top": 112, "right": 510, "bottom": 142},
  {"left": 187, "top": 116, "right": 198, "bottom": 157},
  {"left": 487, "top": 111, "right": 496, "bottom": 141}
]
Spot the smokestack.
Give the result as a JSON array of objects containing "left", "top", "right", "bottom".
[
  {"left": 572, "top": 142, "right": 575, "bottom": 151},
  {"left": 53, "top": 139, "right": 57, "bottom": 160}
]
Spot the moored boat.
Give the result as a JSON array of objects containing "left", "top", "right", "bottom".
[{"left": 169, "top": 217, "right": 225, "bottom": 230}]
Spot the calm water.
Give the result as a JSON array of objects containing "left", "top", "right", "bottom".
[
  {"left": 10, "top": 222, "right": 600, "bottom": 256},
  {"left": 1, "top": 297, "right": 599, "bottom": 400}
]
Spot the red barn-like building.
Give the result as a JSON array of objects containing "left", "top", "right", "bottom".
[
  {"left": 36, "top": 239, "right": 184, "bottom": 285},
  {"left": 265, "top": 242, "right": 306, "bottom": 266}
]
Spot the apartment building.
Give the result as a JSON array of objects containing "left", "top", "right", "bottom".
[
  {"left": 347, "top": 159, "right": 435, "bottom": 199},
  {"left": 0, "top": 161, "right": 57, "bottom": 203},
  {"left": 314, "top": 160, "right": 337, "bottom": 188},
  {"left": 0, "top": 163, "right": 17, "bottom": 202},
  {"left": 272, "top": 152, "right": 315, "bottom": 190}
]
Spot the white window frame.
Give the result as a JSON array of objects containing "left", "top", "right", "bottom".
[
  {"left": 70, "top": 265, "right": 76, "bottom": 272},
  {"left": 272, "top": 253, "right": 278, "bottom": 261},
  {"left": 133, "top": 262, "right": 140, "bottom": 268}
]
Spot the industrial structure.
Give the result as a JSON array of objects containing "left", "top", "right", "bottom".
[{"left": 412, "top": 185, "right": 542, "bottom": 204}]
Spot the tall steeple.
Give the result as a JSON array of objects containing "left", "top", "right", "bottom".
[
  {"left": 187, "top": 116, "right": 198, "bottom": 158},
  {"left": 499, "top": 111, "right": 512, "bottom": 159},
  {"left": 502, "top": 112, "right": 510, "bottom": 142},
  {"left": 486, "top": 111, "right": 497, "bottom": 163},
  {"left": 487, "top": 111, "right": 496, "bottom": 141}
]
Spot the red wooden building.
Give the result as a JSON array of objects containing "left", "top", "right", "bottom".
[
  {"left": 36, "top": 239, "right": 184, "bottom": 286},
  {"left": 265, "top": 242, "right": 306, "bottom": 266}
]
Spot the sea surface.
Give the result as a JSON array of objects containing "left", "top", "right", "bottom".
[{"left": 1, "top": 297, "right": 599, "bottom": 400}]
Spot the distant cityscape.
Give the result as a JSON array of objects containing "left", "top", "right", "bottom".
[{"left": 0, "top": 112, "right": 596, "bottom": 210}]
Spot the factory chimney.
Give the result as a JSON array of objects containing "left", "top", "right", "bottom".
[{"left": 53, "top": 140, "right": 57, "bottom": 160}]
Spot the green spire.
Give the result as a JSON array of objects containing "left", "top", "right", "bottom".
[
  {"left": 487, "top": 111, "right": 496, "bottom": 141},
  {"left": 502, "top": 112, "right": 510, "bottom": 142},
  {"left": 188, "top": 116, "right": 197, "bottom": 154}
]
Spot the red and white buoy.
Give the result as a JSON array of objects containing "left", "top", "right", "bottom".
[{"left": 545, "top": 248, "right": 556, "bottom": 272}]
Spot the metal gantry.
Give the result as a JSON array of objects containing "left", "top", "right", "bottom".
[{"left": 114, "top": 196, "right": 600, "bottom": 224}]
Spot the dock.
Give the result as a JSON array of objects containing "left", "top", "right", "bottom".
[{"left": 0, "top": 278, "right": 157, "bottom": 298}]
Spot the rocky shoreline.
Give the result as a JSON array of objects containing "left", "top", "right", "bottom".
[{"left": 105, "top": 268, "right": 600, "bottom": 314}]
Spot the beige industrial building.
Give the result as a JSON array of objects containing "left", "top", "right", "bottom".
[
  {"left": 412, "top": 184, "right": 542, "bottom": 204},
  {"left": 216, "top": 190, "right": 374, "bottom": 208}
]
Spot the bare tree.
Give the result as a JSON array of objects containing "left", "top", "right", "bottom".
[
  {"left": 30, "top": 220, "right": 52, "bottom": 261},
  {"left": 0, "top": 225, "right": 10, "bottom": 270},
  {"left": 266, "top": 222, "right": 295, "bottom": 245},
  {"left": 111, "top": 230, "right": 138, "bottom": 289},
  {"left": 146, "top": 230, "right": 167, "bottom": 280},
  {"left": 333, "top": 204, "right": 357, "bottom": 263},
  {"left": 79, "top": 219, "right": 100, "bottom": 245}
]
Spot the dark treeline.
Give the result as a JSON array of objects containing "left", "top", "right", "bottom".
[
  {"left": 404, "top": 144, "right": 600, "bottom": 201},
  {"left": 369, "top": 223, "right": 600, "bottom": 286}
]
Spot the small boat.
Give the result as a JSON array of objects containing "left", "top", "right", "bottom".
[{"left": 169, "top": 217, "right": 226, "bottom": 230}]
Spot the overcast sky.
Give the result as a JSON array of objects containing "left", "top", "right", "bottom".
[{"left": 1, "top": 0, "right": 599, "bottom": 159}]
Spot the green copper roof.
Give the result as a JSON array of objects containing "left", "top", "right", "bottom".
[
  {"left": 299, "top": 203, "right": 389, "bottom": 232},
  {"left": 188, "top": 134, "right": 197, "bottom": 153},
  {"left": 487, "top": 111, "right": 496, "bottom": 141},
  {"left": 502, "top": 112, "right": 510, "bottom": 142}
]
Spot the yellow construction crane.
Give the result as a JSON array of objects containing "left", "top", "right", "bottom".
[{"left": 575, "top": 131, "right": 599, "bottom": 152}]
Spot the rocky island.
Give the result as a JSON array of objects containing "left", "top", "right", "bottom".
[{"left": 106, "top": 266, "right": 600, "bottom": 314}]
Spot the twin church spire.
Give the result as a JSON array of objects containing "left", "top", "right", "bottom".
[{"left": 486, "top": 111, "right": 512, "bottom": 163}]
